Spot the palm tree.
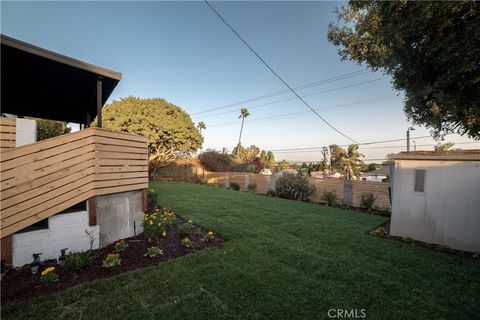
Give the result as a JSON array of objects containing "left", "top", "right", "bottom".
[
  {"left": 342, "top": 144, "right": 364, "bottom": 180},
  {"left": 197, "top": 121, "right": 206, "bottom": 134},
  {"left": 237, "top": 108, "right": 250, "bottom": 146}
]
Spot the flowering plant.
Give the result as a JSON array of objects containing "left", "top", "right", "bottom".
[
  {"left": 144, "top": 246, "right": 163, "bottom": 258},
  {"left": 102, "top": 253, "right": 121, "bottom": 268},
  {"left": 202, "top": 231, "right": 215, "bottom": 242},
  {"left": 181, "top": 237, "right": 192, "bottom": 248},
  {"left": 113, "top": 240, "right": 129, "bottom": 253},
  {"left": 40, "top": 267, "right": 58, "bottom": 283}
]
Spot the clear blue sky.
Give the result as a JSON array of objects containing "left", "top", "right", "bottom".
[{"left": 2, "top": 1, "right": 478, "bottom": 161}]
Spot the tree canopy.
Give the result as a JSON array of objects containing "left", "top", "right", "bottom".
[
  {"left": 100, "top": 96, "right": 203, "bottom": 153},
  {"left": 328, "top": 1, "right": 480, "bottom": 139}
]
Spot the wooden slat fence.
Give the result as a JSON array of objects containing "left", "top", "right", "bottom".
[
  {"left": 0, "top": 118, "right": 16, "bottom": 151},
  {"left": 0, "top": 127, "right": 148, "bottom": 237}
]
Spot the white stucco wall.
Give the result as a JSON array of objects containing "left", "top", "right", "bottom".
[
  {"left": 15, "top": 118, "right": 36, "bottom": 146},
  {"left": 12, "top": 209, "right": 99, "bottom": 267},
  {"left": 390, "top": 159, "right": 480, "bottom": 252}
]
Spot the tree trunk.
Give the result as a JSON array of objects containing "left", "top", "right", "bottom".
[{"left": 238, "top": 117, "right": 245, "bottom": 145}]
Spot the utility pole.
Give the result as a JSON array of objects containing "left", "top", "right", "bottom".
[{"left": 406, "top": 127, "right": 415, "bottom": 152}]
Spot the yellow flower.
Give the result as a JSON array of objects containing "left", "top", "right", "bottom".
[
  {"left": 208, "top": 231, "right": 214, "bottom": 236},
  {"left": 188, "top": 220, "right": 193, "bottom": 224},
  {"left": 149, "top": 220, "right": 153, "bottom": 225},
  {"left": 41, "top": 266, "right": 55, "bottom": 276},
  {"left": 162, "top": 231, "right": 167, "bottom": 237},
  {"left": 158, "top": 222, "right": 161, "bottom": 227}
]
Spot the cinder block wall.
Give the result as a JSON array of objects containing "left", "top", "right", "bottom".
[
  {"left": 12, "top": 209, "right": 99, "bottom": 267},
  {"left": 95, "top": 190, "right": 144, "bottom": 247}
]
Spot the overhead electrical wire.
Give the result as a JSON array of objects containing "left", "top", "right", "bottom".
[
  {"left": 272, "top": 141, "right": 479, "bottom": 155},
  {"left": 204, "top": 0, "right": 359, "bottom": 144},
  {"left": 191, "top": 69, "right": 369, "bottom": 116},
  {"left": 206, "top": 96, "right": 400, "bottom": 127}
]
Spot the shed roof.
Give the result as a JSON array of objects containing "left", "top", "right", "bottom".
[
  {"left": 393, "top": 150, "right": 480, "bottom": 161},
  {"left": 1, "top": 34, "right": 121, "bottom": 124}
]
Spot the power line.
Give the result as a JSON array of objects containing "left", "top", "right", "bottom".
[
  {"left": 206, "top": 96, "right": 400, "bottom": 128},
  {"left": 192, "top": 70, "right": 370, "bottom": 116},
  {"left": 269, "top": 136, "right": 433, "bottom": 152},
  {"left": 204, "top": 0, "right": 359, "bottom": 144},
  {"left": 272, "top": 141, "right": 479, "bottom": 154}
]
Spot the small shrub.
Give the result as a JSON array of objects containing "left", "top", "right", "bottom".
[
  {"left": 160, "top": 208, "right": 177, "bottom": 226},
  {"left": 372, "top": 227, "right": 386, "bottom": 236},
  {"left": 113, "top": 240, "right": 129, "bottom": 253},
  {"left": 217, "top": 182, "right": 226, "bottom": 188},
  {"left": 360, "top": 193, "right": 376, "bottom": 210},
  {"left": 202, "top": 231, "right": 215, "bottom": 242},
  {"left": 245, "top": 164, "right": 256, "bottom": 172},
  {"left": 144, "top": 246, "right": 163, "bottom": 258},
  {"left": 102, "top": 253, "right": 121, "bottom": 268},
  {"left": 229, "top": 182, "right": 241, "bottom": 191},
  {"left": 40, "top": 267, "right": 58, "bottom": 283},
  {"left": 404, "top": 237, "right": 415, "bottom": 244},
  {"left": 143, "top": 211, "right": 165, "bottom": 239},
  {"left": 206, "top": 177, "right": 218, "bottom": 186},
  {"left": 64, "top": 230, "right": 96, "bottom": 271},
  {"left": 64, "top": 251, "right": 93, "bottom": 272},
  {"left": 275, "top": 173, "right": 315, "bottom": 201},
  {"left": 181, "top": 237, "right": 192, "bottom": 248},
  {"left": 178, "top": 220, "right": 194, "bottom": 236},
  {"left": 247, "top": 183, "right": 257, "bottom": 193},
  {"left": 147, "top": 188, "right": 159, "bottom": 212},
  {"left": 322, "top": 190, "right": 337, "bottom": 206}
]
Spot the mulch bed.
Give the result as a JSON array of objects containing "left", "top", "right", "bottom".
[
  {"left": 369, "top": 220, "right": 478, "bottom": 259},
  {"left": 1, "top": 217, "right": 225, "bottom": 304}
]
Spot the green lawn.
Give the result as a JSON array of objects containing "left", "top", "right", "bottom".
[{"left": 3, "top": 183, "right": 479, "bottom": 319}]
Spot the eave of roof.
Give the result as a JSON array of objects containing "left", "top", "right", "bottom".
[
  {"left": 1, "top": 35, "right": 122, "bottom": 81},
  {"left": 392, "top": 150, "right": 480, "bottom": 161}
]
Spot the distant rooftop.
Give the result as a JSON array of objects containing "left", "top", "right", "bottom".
[{"left": 393, "top": 150, "right": 480, "bottom": 161}]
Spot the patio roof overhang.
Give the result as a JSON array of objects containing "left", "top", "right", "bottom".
[{"left": 1, "top": 34, "right": 122, "bottom": 125}]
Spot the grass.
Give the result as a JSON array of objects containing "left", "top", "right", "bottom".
[{"left": 2, "top": 182, "right": 479, "bottom": 319}]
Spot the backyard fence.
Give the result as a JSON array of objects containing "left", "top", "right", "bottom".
[{"left": 156, "top": 163, "right": 391, "bottom": 211}]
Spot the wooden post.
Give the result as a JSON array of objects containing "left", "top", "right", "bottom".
[
  {"left": 88, "top": 197, "right": 97, "bottom": 226},
  {"left": 1, "top": 235, "right": 13, "bottom": 265},
  {"left": 142, "top": 189, "right": 148, "bottom": 212},
  {"left": 97, "top": 78, "right": 103, "bottom": 128}
]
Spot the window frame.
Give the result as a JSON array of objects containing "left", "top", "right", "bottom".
[{"left": 413, "top": 169, "right": 426, "bottom": 194}]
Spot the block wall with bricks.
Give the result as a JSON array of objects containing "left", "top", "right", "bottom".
[{"left": 12, "top": 208, "right": 99, "bottom": 267}]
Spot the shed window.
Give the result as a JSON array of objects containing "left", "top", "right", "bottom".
[{"left": 414, "top": 169, "right": 425, "bottom": 193}]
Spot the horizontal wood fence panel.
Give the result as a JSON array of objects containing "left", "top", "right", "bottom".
[{"left": 0, "top": 127, "right": 148, "bottom": 237}]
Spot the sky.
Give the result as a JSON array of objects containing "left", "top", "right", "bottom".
[{"left": 2, "top": 1, "right": 478, "bottom": 162}]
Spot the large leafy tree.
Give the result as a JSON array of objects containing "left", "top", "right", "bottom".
[
  {"left": 328, "top": 1, "right": 480, "bottom": 139},
  {"left": 100, "top": 96, "right": 203, "bottom": 153}
]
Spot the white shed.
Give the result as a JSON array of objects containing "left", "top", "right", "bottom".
[{"left": 390, "top": 150, "right": 480, "bottom": 252}]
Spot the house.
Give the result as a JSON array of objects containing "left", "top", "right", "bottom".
[
  {"left": 360, "top": 166, "right": 388, "bottom": 182},
  {"left": 0, "top": 35, "right": 149, "bottom": 267},
  {"left": 390, "top": 150, "right": 480, "bottom": 252}
]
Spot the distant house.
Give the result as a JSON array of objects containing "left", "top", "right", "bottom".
[
  {"left": 390, "top": 150, "right": 480, "bottom": 252},
  {"left": 360, "top": 166, "right": 388, "bottom": 182}
]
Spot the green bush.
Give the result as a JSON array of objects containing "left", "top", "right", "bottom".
[
  {"left": 322, "top": 190, "right": 337, "bottom": 206},
  {"left": 144, "top": 246, "right": 163, "bottom": 258},
  {"left": 65, "top": 251, "right": 93, "bottom": 272},
  {"left": 64, "top": 230, "right": 96, "bottom": 271},
  {"left": 147, "top": 188, "right": 159, "bottom": 212},
  {"left": 247, "top": 183, "right": 257, "bottom": 193},
  {"left": 229, "top": 182, "right": 241, "bottom": 191},
  {"left": 102, "top": 253, "right": 121, "bottom": 268},
  {"left": 360, "top": 193, "right": 376, "bottom": 210},
  {"left": 275, "top": 173, "right": 315, "bottom": 201},
  {"left": 177, "top": 221, "right": 194, "bottom": 236},
  {"left": 245, "top": 164, "right": 256, "bottom": 172}
]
